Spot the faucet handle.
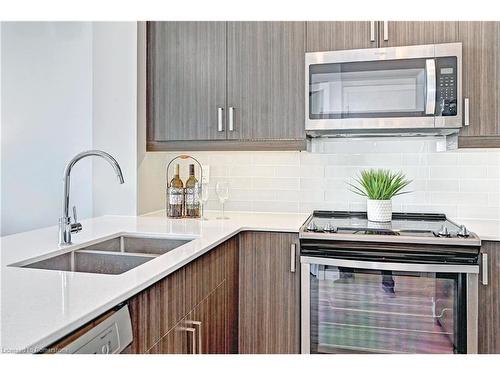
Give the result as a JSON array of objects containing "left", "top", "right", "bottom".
[{"left": 70, "top": 205, "right": 82, "bottom": 234}]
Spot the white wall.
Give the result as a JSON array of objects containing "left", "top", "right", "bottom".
[
  {"left": 1, "top": 22, "right": 93, "bottom": 236},
  {"left": 1, "top": 22, "right": 139, "bottom": 236},
  {"left": 138, "top": 139, "right": 500, "bottom": 222},
  {"left": 92, "top": 22, "right": 137, "bottom": 217}
]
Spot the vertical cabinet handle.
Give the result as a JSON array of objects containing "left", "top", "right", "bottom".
[
  {"left": 464, "top": 98, "right": 470, "bottom": 126},
  {"left": 228, "top": 106, "right": 234, "bottom": 132},
  {"left": 217, "top": 107, "right": 224, "bottom": 132},
  {"left": 290, "top": 243, "right": 297, "bottom": 273},
  {"left": 383, "top": 21, "right": 389, "bottom": 41},
  {"left": 481, "top": 253, "right": 488, "bottom": 286},
  {"left": 186, "top": 320, "right": 203, "bottom": 354},
  {"left": 179, "top": 327, "right": 197, "bottom": 354},
  {"left": 370, "top": 21, "right": 375, "bottom": 42}
]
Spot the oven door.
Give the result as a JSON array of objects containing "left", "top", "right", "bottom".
[{"left": 301, "top": 257, "right": 478, "bottom": 354}]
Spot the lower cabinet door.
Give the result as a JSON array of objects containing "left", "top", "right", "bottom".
[
  {"left": 186, "top": 282, "right": 227, "bottom": 354},
  {"left": 239, "top": 232, "right": 300, "bottom": 354},
  {"left": 478, "top": 241, "right": 500, "bottom": 354}
]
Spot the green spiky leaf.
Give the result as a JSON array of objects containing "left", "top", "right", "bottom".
[{"left": 348, "top": 169, "right": 412, "bottom": 200}]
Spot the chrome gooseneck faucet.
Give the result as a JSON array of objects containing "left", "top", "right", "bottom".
[{"left": 59, "top": 150, "right": 124, "bottom": 245}]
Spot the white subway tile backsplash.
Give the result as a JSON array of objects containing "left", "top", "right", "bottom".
[
  {"left": 429, "top": 166, "right": 462, "bottom": 179},
  {"left": 252, "top": 177, "right": 300, "bottom": 190},
  {"left": 459, "top": 179, "right": 499, "bottom": 193},
  {"left": 144, "top": 140, "right": 500, "bottom": 221},
  {"left": 252, "top": 201, "right": 299, "bottom": 213},
  {"left": 299, "top": 165, "right": 325, "bottom": 178},
  {"left": 458, "top": 205, "right": 500, "bottom": 220},
  {"left": 299, "top": 189, "right": 325, "bottom": 203},
  {"left": 427, "top": 152, "right": 459, "bottom": 166},
  {"left": 300, "top": 178, "right": 326, "bottom": 190},
  {"left": 274, "top": 190, "right": 300, "bottom": 202},
  {"left": 426, "top": 179, "right": 459, "bottom": 192},
  {"left": 252, "top": 152, "right": 299, "bottom": 166},
  {"left": 487, "top": 166, "right": 500, "bottom": 178}
]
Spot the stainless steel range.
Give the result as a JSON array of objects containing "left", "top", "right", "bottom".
[{"left": 299, "top": 211, "right": 483, "bottom": 354}]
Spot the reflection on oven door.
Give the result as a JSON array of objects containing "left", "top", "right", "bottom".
[{"left": 310, "top": 266, "right": 458, "bottom": 354}]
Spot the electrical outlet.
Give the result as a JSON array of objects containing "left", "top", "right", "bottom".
[{"left": 201, "top": 164, "right": 210, "bottom": 184}]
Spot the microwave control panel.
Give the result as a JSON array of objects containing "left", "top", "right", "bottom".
[{"left": 436, "top": 57, "right": 458, "bottom": 117}]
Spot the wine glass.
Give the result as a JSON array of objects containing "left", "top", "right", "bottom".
[
  {"left": 215, "top": 181, "right": 230, "bottom": 220},
  {"left": 200, "top": 183, "right": 210, "bottom": 220}
]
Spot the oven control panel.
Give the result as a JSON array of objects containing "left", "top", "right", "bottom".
[{"left": 436, "top": 57, "right": 458, "bottom": 117}]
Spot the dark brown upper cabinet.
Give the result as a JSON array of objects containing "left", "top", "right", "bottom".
[
  {"left": 378, "top": 21, "right": 460, "bottom": 47},
  {"left": 226, "top": 22, "right": 305, "bottom": 142},
  {"left": 147, "top": 22, "right": 227, "bottom": 144},
  {"left": 306, "top": 21, "right": 378, "bottom": 51},
  {"left": 147, "top": 21, "right": 306, "bottom": 151},
  {"left": 457, "top": 21, "right": 500, "bottom": 147}
]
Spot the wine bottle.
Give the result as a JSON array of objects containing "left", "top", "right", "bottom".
[
  {"left": 185, "top": 164, "right": 200, "bottom": 218},
  {"left": 167, "top": 164, "right": 184, "bottom": 218}
]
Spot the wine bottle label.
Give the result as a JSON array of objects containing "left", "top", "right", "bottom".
[
  {"left": 168, "top": 187, "right": 184, "bottom": 205},
  {"left": 185, "top": 187, "right": 200, "bottom": 206}
]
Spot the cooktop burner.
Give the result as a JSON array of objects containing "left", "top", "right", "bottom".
[{"left": 300, "top": 211, "right": 479, "bottom": 246}]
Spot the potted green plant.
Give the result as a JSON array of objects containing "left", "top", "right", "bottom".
[{"left": 349, "top": 169, "right": 412, "bottom": 222}]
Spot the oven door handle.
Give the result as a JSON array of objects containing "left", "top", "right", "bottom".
[
  {"left": 425, "top": 58, "right": 436, "bottom": 115},
  {"left": 300, "top": 256, "right": 479, "bottom": 274}
]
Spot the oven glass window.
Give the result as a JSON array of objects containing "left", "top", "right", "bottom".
[
  {"left": 309, "top": 58, "right": 429, "bottom": 119},
  {"left": 309, "top": 265, "right": 465, "bottom": 354}
]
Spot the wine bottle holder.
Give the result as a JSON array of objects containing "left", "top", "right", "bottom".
[{"left": 166, "top": 155, "right": 203, "bottom": 219}]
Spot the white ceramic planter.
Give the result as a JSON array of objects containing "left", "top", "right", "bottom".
[{"left": 367, "top": 199, "right": 392, "bottom": 222}]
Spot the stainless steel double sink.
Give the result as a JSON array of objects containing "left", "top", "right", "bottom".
[{"left": 13, "top": 235, "right": 193, "bottom": 275}]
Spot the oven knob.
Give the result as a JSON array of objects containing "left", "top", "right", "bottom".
[
  {"left": 437, "top": 225, "right": 450, "bottom": 237},
  {"left": 306, "top": 221, "right": 318, "bottom": 232},
  {"left": 457, "top": 225, "right": 470, "bottom": 238},
  {"left": 324, "top": 222, "right": 337, "bottom": 233}
]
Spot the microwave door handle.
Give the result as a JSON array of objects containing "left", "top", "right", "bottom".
[{"left": 425, "top": 59, "right": 436, "bottom": 115}]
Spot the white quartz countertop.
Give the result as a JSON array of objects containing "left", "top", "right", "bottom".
[
  {"left": 0, "top": 211, "right": 308, "bottom": 353},
  {"left": 1, "top": 210, "right": 499, "bottom": 353}
]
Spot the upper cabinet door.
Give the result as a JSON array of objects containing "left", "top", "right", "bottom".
[
  {"left": 306, "top": 21, "right": 378, "bottom": 51},
  {"left": 226, "top": 22, "right": 305, "bottom": 141},
  {"left": 378, "top": 21, "right": 460, "bottom": 47},
  {"left": 147, "top": 22, "right": 226, "bottom": 142},
  {"left": 458, "top": 22, "right": 500, "bottom": 140}
]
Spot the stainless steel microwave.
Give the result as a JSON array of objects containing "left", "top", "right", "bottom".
[{"left": 305, "top": 43, "right": 463, "bottom": 137}]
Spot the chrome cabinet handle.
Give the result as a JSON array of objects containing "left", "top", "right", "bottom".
[
  {"left": 464, "top": 98, "right": 470, "bottom": 126},
  {"left": 481, "top": 253, "right": 488, "bottom": 285},
  {"left": 217, "top": 107, "right": 224, "bottom": 132},
  {"left": 383, "top": 21, "right": 389, "bottom": 41},
  {"left": 290, "top": 243, "right": 297, "bottom": 273},
  {"left": 425, "top": 59, "right": 436, "bottom": 115},
  {"left": 186, "top": 320, "right": 203, "bottom": 354},
  {"left": 370, "top": 21, "right": 375, "bottom": 42},
  {"left": 179, "top": 327, "right": 197, "bottom": 354},
  {"left": 228, "top": 106, "right": 234, "bottom": 132}
]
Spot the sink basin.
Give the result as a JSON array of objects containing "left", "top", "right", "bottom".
[
  {"left": 15, "top": 235, "right": 193, "bottom": 275},
  {"left": 21, "top": 251, "right": 154, "bottom": 275},
  {"left": 80, "top": 235, "right": 192, "bottom": 255}
]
